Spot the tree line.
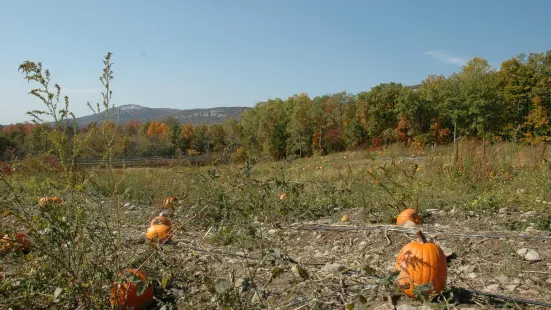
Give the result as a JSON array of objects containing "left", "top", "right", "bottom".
[{"left": 1, "top": 50, "right": 550, "bottom": 162}]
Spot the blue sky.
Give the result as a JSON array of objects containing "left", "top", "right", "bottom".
[{"left": 1, "top": 0, "right": 550, "bottom": 124}]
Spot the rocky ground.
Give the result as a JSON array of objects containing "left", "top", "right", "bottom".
[
  {"left": 3, "top": 200, "right": 550, "bottom": 309},
  {"left": 117, "top": 202, "right": 551, "bottom": 309}
]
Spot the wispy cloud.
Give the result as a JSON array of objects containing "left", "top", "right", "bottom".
[
  {"left": 63, "top": 88, "right": 98, "bottom": 94},
  {"left": 422, "top": 50, "right": 467, "bottom": 66}
]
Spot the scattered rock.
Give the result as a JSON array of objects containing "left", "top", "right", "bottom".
[
  {"left": 546, "top": 278, "right": 551, "bottom": 284},
  {"left": 267, "top": 229, "right": 277, "bottom": 235},
  {"left": 523, "top": 249, "right": 542, "bottom": 262},
  {"left": 520, "top": 211, "right": 536, "bottom": 219},
  {"left": 517, "top": 248, "right": 541, "bottom": 262},
  {"left": 504, "top": 284, "right": 517, "bottom": 292},
  {"left": 518, "top": 289, "right": 539, "bottom": 295},
  {"left": 458, "top": 265, "right": 476, "bottom": 273},
  {"left": 322, "top": 262, "right": 346, "bottom": 274},
  {"left": 417, "top": 306, "right": 432, "bottom": 310},
  {"left": 510, "top": 278, "right": 521, "bottom": 285},
  {"left": 467, "top": 272, "right": 478, "bottom": 279},
  {"left": 396, "top": 305, "right": 417, "bottom": 310},
  {"left": 403, "top": 220, "right": 417, "bottom": 228},
  {"left": 440, "top": 246, "right": 453, "bottom": 258},
  {"left": 234, "top": 277, "right": 249, "bottom": 293},
  {"left": 374, "top": 304, "right": 394, "bottom": 310},
  {"left": 485, "top": 284, "right": 501, "bottom": 292},
  {"left": 498, "top": 207, "right": 509, "bottom": 214},
  {"left": 494, "top": 275, "right": 508, "bottom": 283},
  {"left": 524, "top": 278, "right": 534, "bottom": 286},
  {"left": 525, "top": 226, "right": 538, "bottom": 233}
]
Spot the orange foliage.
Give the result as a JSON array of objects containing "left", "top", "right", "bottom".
[{"left": 146, "top": 122, "right": 168, "bottom": 137}]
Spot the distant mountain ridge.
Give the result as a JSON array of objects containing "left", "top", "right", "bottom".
[{"left": 72, "top": 105, "right": 251, "bottom": 126}]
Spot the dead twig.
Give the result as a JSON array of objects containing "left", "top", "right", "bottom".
[{"left": 384, "top": 230, "right": 392, "bottom": 245}]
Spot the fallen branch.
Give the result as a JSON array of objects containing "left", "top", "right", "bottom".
[{"left": 292, "top": 224, "right": 551, "bottom": 241}]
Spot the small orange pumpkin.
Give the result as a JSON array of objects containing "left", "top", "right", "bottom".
[
  {"left": 395, "top": 231, "right": 447, "bottom": 299},
  {"left": 110, "top": 268, "right": 154, "bottom": 309},
  {"left": 396, "top": 209, "right": 421, "bottom": 225},
  {"left": 162, "top": 196, "right": 177, "bottom": 208},
  {"left": 1, "top": 232, "right": 31, "bottom": 254},
  {"left": 146, "top": 224, "right": 172, "bottom": 243}
]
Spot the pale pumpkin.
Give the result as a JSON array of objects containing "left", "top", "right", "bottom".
[
  {"left": 395, "top": 231, "right": 447, "bottom": 299},
  {"left": 396, "top": 208, "right": 421, "bottom": 225},
  {"left": 146, "top": 224, "right": 172, "bottom": 243},
  {"left": 110, "top": 268, "right": 154, "bottom": 309}
]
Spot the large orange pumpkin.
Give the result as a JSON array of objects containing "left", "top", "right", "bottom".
[
  {"left": 395, "top": 231, "right": 447, "bottom": 299},
  {"left": 396, "top": 208, "right": 421, "bottom": 225},
  {"left": 162, "top": 196, "right": 177, "bottom": 208},
  {"left": 1, "top": 232, "right": 31, "bottom": 254},
  {"left": 146, "top": 224, "right": 172, "bottom": 243},
  {"left": 150, "top": 215, "right": 172, "bottom": 227},
  {"left": 110, "top": 268, "right": 154, "bottom": 309}
]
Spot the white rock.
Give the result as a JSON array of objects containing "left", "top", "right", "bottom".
[
  {"left": 322, "top": 262, "right": 346, "bottom": 273},
  {"left": 440, "top": 246, "right": 453, "bottom": 258},
  {"left": 504, "top": 284, "right": 517, "bottom": 292},
  {"left": 519, "top": 289, "right": 538, "bottom": 295},
  {"left": 403, "top": 220, "right": 417, "bottom": 228},
  {"left": 458, "top": 265, "right": 476, "bottom": 273},
  {"left": 467, "top": 272, "right": 478, "bottom": 279},
  {"left": 485, "top": 284, "right": 501, "bottom": 292},
  {"left": 267, "top": 229, "right": 277, "bottom": 235},
  {"left": 525, "top": 249, "right": 542, "bottom": 262},
  {"left": 494, "top": 275, "right": 508, "bottom": 283},
  {"left": 517, "top": 248, "right": 529, "bottom": 256},
  {"left": 373, "top": 304, "right": 394, "bottom": 310},
  {"left": 396, "top": 305, "right": 417, "bottom": 310},
  {"left": 498, "top": 207, "right": 509, "bottom": 214},
  {"left": 520, "top": 211, "right": 536, "bottom": 218}
]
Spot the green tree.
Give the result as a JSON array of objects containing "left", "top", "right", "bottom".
[{"left": 286, "top": 93, "right": 313, "bottom": 157}]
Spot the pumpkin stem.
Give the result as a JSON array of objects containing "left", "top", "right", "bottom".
[{"left": 416, "top": 230, "right": 427, "bottom": 244}]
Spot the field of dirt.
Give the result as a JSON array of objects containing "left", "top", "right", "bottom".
[{"left": 116, "top": 201, "right": 551, "bottom": 309}]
